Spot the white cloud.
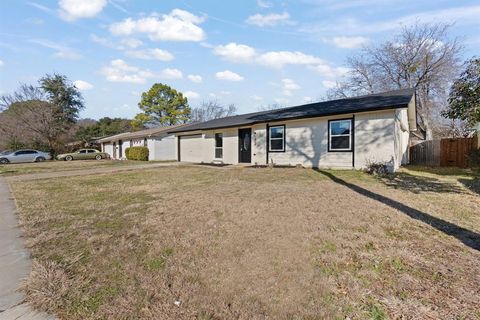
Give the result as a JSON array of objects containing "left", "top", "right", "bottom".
[
  {"left": 246, "top": 12, "right": 293, "bottom": 27},
  {"left": 27, "top": 2, "right": 55, "bottom": 14},
  {"left": 158, "top": 68, "right": 183, "bottom": 79},
  {"left": 330, "top": 36, "right": 369, "bottom": 49},
  {"left": 257, "top": 51, "right": 323, "bottom": 69},
  {"left": 213, "top": 42, "right": 256, "bottom": 63},
  {"left": 215, "top": 70, "right": 244, "bottom": 81},
  {"left": 54, "top": 50, "right": 82, "bottom": 60},
  {"left": 100, "top": 59, "right": 154, "bottom": 84},
  {"left": 257, "top": 0, "right": 272, "bottom": 8},
  {"left": 0, "top": 60, "right": 3, "bottom": 67},
  {"left": 311, "top": 64, "right": 349, "bottom": 78},
  {"left": 109, "top": 9, "right": 206, "bottom": 42},
  {"left": 187, "top": 74, "right": 202, "bottom": 83},
  {"left": 184, "top": 91, "right": 200, "bottom": 100},
  {"left": 304, "top": 5, "right": 480, "bottom": 36},
  {"left": 59, "top": 0, "right": 107, "bottom": 21},
  {"left": 281, "top": 78, "right": 300, "bottom": 96},
  {"left": 322, "top": 80, "right": 337, "bottom": 89},
  {"left": 73, "top": 80, "right": 94, "bottom": 91},
  {"left": 29, "top": 39, "right": 82, "bottom": 60},
  {"left": 252, "top": 95, "right": 263, "bottom": 101},
  {"left": 125, "top": 48, "right": 174, "bottom": 61},
  {"left": 120, "top": 38, "right": 143, "bottom": 49}
]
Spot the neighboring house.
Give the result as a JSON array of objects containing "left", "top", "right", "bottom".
[
  {"left": 168, "top": 89, "right": 417, "bottom": 172},
  {"left": 97, "top": 125, "right": 184, "bottom": 161}
]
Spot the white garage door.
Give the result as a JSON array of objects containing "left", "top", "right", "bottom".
[{"left": 179, "top": 135, "right": 203, "bottom": 162}]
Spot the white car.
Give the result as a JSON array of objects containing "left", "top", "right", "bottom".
[{"left": 0, "top": 149, "right": 52, "bottom": 164}]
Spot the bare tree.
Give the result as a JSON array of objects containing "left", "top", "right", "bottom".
[
  {"left": 0, "top": 84, "right": 45, "bottom": 111},
  {"left": 329, "top": 23, "right": 462, "bottom": 139},
  {"left": 0, "top": 100, "right": 68, "bottom": 153},
  {"left": 190, "top": 100, "right": 237, "bottom": 123}
]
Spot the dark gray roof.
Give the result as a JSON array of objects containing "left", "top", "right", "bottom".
[
  {"left": 97, "top": 124, "right": 186, "bottom": 143},
  {"left": 169, "top": 88, "right": 415, "bottom": 133}
]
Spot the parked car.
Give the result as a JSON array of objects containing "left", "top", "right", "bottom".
[
  {"left": 57, "top": 149, "right": 110, "bottom": 161},
  {"left": 0, "top": 149, "right": 52, "bottom": 164}
]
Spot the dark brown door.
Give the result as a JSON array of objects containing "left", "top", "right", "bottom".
[
  {"left": 238, "top": 128, "right": 252, "bottom": 163},
  {"left": 118, "top": 140, "right": 123, "bottom": 158}
]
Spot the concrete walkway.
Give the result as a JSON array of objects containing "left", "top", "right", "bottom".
[{"left": 0, "top": 178, "right": 55, "bottom": 320}]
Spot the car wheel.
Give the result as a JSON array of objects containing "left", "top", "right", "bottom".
[
  {"left": 0, "top": 158, "right": 9, "bottom": 164},
  {"left": 35, "top": 156, "right": 46, "bottom": 162},
  {"left": 95, "top": 155, "right": 102, "bottom": 160},
  {"left": 65, "top": 155, "right": 73, "bottom": 161}
]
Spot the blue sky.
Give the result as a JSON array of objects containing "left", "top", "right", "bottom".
[{"left": 1, "top": 0, "right": 479, "bottom": 120}]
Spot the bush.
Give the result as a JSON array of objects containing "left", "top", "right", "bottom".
[
  {"left": 126, "top": 146, "right": 149, "bottom": 161},
  {"left": 467, "top": 149, "right": 480, "bottom": 168},
  {"left": 365, "top": 160, "right": 390, "bottom": 176}
]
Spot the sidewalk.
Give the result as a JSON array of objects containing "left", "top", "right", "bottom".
[{"left": 0, "top": 178, "right": 55, "bottom": 320}]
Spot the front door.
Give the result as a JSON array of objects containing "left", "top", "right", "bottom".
[
  {"left": 238, "top": 128, "right": 252, "bottom": 163},
  {"left": 118, "top": 140, "right": 123, "bottom": 158}
]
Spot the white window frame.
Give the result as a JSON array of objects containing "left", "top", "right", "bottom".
[
  {"left": 214, "top": 133, "right": 223, "bottom": 159},
  {"left": 269, "top": 125, "right": 285, "bottom": 152},
  {"left": 329, "top": 119, "right": 352, "bottom": 152}
]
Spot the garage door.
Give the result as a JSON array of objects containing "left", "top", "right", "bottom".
[{"left": 179, "top": 135, "right": 203, "bottom": 162}]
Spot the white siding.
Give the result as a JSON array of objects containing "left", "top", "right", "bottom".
[
  {"left": 266, "top": 117, "right": 353, "bottom": 168},
  {"left": 354, "top": 110, "right": 395, "bottom": 171},
  {"left": 173, "top": 110, "right": 405, "bottom": 171},
  {"left": 103, "top": 143, "right": 114, "bottom": 158}
]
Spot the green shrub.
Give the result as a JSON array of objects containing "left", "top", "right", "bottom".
[
  {"left": 126, "top": 146, "right": 149, "bottom": 161},
  {"left": 467, "top": 149, "right": 480, "bottom": 168}
]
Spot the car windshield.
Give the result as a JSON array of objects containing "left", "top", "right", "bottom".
[{"left": 0, "top": 150, "right": 13, "bottom": 155}]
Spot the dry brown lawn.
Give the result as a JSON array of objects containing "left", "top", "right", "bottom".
[
  {"left": 0, "top": 159, "right": 151, "bottom": 176},
  {"left": 10, "top": 166, "right": 480, "bottom": 319}
]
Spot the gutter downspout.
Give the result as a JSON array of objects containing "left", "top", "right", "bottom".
[
  {"left": 352, "top": 114, "right": 355, "bottom": 169},
  {"left": 266, "top": 123, "right": 270, "bottom": 166}
]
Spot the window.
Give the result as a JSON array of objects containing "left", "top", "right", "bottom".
[
  {"left": 144, "top": 138, "right": 147, "bottom": 147},
  {"left": 329, "top": 119, "right": 352, "bottom": 151},
  {"left": 215, "top": 133, "right": 223, "bottom": 158},
  {"left": 269, "top": 125, "right": 285, "bottom": 152},
  {"left": 79, "top": 150, "right": 87, "bottom": 154},
  {"left": 15, "top": 150, "right": 37, "bottom": 155},
  {"left": 87, "top": 150, "right": 96, "bottom": 153}
]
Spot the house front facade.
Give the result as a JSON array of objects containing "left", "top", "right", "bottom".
[
  {"left": 97, "top": 125, "right": 184, "bottom": 161},
  {"left": 169, "top": 89, "right": 418, "bottom": 171}
]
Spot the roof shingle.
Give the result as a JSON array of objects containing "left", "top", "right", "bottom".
[{"left": 168, "top": 88, "right": 415, "bottom": 133}]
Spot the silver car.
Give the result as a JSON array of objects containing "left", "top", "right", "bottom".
[{"left": 0, "top": 149, "right": 52, "bottom": 164}]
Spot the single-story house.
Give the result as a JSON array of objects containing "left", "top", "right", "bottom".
[
  {"left": 168, "top": 88, "right": 418, "bottom": 172},
  {"left": 97, "top": 125, "right": 184, "bottom": 161}
]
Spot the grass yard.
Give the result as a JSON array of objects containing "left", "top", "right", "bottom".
[
  {"left": 0, "top": 160, "right": 152, "bottom": 176},
  {"left": 10, "top": 166, "right": 480, "bottom": 319}
]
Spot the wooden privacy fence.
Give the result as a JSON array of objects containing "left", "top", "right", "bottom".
[
  {"left": 410, "top": 137, "right": 477, "bottom": 168},
  {"left": 410, "top": 140, "right": 441, "bottom": 166}
]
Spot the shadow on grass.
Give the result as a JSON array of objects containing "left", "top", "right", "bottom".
[
  {"left": 381, "top": 173, "right": 467, "bottom": 194},
  {"left": 315, "top": 169, "right": 480, "bottom": 251},
  {"left": 459, "top": 178, "right": 480, "bottom": 195}
]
